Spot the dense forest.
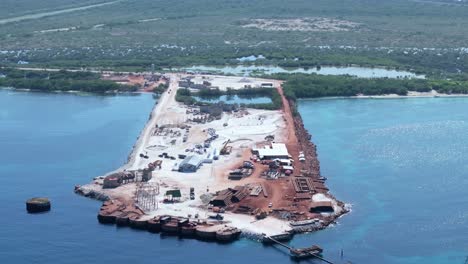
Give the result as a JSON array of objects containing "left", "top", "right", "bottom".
[{"left": 0, "top": 68, "right": 138, "bottom": 92}]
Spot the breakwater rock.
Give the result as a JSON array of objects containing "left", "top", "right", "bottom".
[
  {"left": 74, "top": 185, "right": 110, "bottom": 201},
  {"left": 26, "top": 197, "right": 51, "bottom": 213}
]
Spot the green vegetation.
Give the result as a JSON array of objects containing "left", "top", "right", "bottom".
[
  {"left": 175, "top": 88, "right": 196, "bottom": 105},
  {"left": 0, "top": 68, "right": 99, "bottom": 79},
  {"left": 1, "top": 0, "right": 468, "bottom": 74},
  {"left": 0, "top": 68, "right": 137, "bottom": 92},
  {"left": 277, "top": 74, "right": 468, "bottom": 99},
  {"left": 152, "top": 83, "right": 169, "bottom": 94},
  {"left": 176, "top": 87, "right": 282, "bottom": 110}
]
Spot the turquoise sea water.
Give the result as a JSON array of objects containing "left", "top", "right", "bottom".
[
  {"left": 297, "top": 98, "right": 468, "bottom": 264},
  {"left": 1, "top": 89, "right": 467, "bottom": 263}
]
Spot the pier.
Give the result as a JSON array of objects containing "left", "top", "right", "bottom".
[{"left": 265, "top": 236, "right": 335, "bottom": 263}]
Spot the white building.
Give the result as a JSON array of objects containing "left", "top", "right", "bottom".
[{"left": 253, "top": 143, "right": 291, "bottom": 160}]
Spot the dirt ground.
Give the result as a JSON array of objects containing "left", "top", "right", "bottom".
[{"left": 211, "top": 84, "right": 331, "bottom": 220}]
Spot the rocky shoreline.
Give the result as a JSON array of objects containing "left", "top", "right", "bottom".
[{"left": 289, "top": 98, "right": 349, "bottom": 223}]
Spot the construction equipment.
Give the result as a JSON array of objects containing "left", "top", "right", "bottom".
[
  {"left": 190, "top": 187, "right": 195, "bottom": 200},
  {"left": 220, "top": 139, "right": 232, "bottom": 155}
]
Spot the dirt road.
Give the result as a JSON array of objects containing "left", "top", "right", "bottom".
[{"left": 128, "top": 74, "right": 179, "bottom": 170}]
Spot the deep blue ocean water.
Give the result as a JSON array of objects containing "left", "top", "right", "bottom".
[{"left": 1, "top": 90, "right": 467, "bottom": 264}]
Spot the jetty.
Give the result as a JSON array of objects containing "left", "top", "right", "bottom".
[{"left": 264, "top": 236, "right": 334, "bottom": 263}]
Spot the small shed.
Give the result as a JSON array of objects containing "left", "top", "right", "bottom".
[{"left": 165, "top": 189, "right": 182, "bottom": 202}]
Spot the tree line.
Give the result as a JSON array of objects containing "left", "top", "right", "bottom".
[
  {"left": 274, "top": 73, "right": 468, "bottom": 100},
  {"left": 0, "top": 68, "right": 137, "bottom": 92}
]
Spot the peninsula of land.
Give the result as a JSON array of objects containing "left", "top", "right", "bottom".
[{"left": 75, "top": 72, "right": 348, "bottom": 242}]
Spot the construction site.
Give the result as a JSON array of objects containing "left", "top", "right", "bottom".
[{"left": 75, "top": 72, "right": 348, "bottom": 249}]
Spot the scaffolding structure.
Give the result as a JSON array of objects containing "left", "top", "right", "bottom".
[{"left": 135, "top": 182, "right": 160, "bottom": 212}]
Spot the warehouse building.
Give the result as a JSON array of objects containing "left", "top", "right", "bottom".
[{"left": 178, "top": 155, "right": 204, "bottom": 172}]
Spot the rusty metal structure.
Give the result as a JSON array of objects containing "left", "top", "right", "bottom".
[
  {"left": 135, "top": 182, "right": 160, "bottom": 212},
  {"left": 293, "top": 177, "right": 316, "bottom": 193}
]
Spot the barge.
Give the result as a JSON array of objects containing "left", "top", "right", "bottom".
[
  {"left": 215, "top": 226, "right": 241, "bottom": 242},
  {"left": 147, "top": 217, "right": 162, "bottom": 233},
  {"left": 290, "top": 245, "right": 323, "bottom": 259}
]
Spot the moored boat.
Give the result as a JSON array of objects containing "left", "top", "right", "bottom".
[
  {"left": 180, "top": 223, "right": 197, "bottom": 237},
  {"left": 115, "top": 213, "right": 130, "bottom": 226},
  {"left": 146, "top": 217, "right": 162, "bottom": 233},
  {"left": 215, "top": 226, "right": 241, "bottom": 242},
  {"left": 129, "top": 215, "right": 147, "bottom": 229},
  {"left": 161, "top": 219, "right": 180, "bottom": 234},
  {"left": 195, "top": 225, "right": 218, "bottom": 240},
  {"left": 97, "top": 211, "right": 117, "bottom": 224}
]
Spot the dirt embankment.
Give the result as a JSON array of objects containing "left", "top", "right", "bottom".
[
  {"left": 280, "top": 85, "right": 346, "bottom": 211},
  {"left": 276, "top": 85, "right": 320, "bottom": 179},
  {"left": 289, "top": 99, "right": 321, "bottom": 178},
  {"left": 288, "top": 97, "right": 348, "bottom": 214}
]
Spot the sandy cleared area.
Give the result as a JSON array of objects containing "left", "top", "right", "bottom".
[{"left": 241, "top": 17, "right": 360, "bottom": 32}]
